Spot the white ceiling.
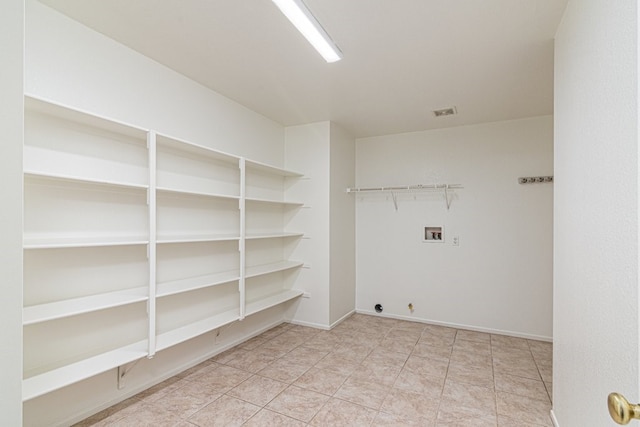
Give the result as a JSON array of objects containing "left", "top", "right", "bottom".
[{"left": 39, "top": 0, "right": 568, "bottom": 138}]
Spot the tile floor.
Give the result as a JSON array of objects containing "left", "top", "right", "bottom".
[{"left": 75, "top": 314, "right": 553, "bottom": 426}]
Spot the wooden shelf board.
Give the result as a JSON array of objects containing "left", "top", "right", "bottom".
[
  {"left": 24, "top": 168, "right": 148, "bottom": 191},
  {"left": 155, "top": 310, "right": 239, "bottom": 352},
  {"left": 156, "top": 134, "right": 240, "bottom": 164},
  {"left": 244, "top": 196, "right": 304, "bottom": 207},
  {"left": 244, "top": 159, "right": 303, "bottom": 178},
  {"left": 156, "top": 186, "right": 240, "bottom": 201},
  {"left": 22, "top": 340, "right": 148, "bottom": 401},
  {"left": 245, "top": 289, "right": 304, "bottom": 317},
  {"left": 24, "top": 171, "right": 148, "bottom": 193},
  {"left": 245, "top": 260, "right": 304, "bottom": 279},
  {"left": 245, "top": 232, "right": 304, "bottom": 240},
  {"left": 25, "top": 95, "right": 147, "bottom": 139},
  {"left": 157, "top": 271, "right": 240, "bottom": 298},
  {"left": 23, "top": 235, "right": 149, "bottom": 250},
  {"left": 156, "top": 234, "right": 240, "bottom": 244},
  {"left": 23, "top": 287, "right": 148, "bottom": 325},
  {"left": 24, "top": 142, "right": 148, "bottom": 188}
]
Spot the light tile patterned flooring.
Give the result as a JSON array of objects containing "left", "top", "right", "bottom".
[{"left": 76, "top": 314, "right": 553, "bottom": 426}]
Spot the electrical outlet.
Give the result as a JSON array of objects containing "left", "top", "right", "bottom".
[{"left": 452, "top": 236, "right": 459, "bottom": 246}]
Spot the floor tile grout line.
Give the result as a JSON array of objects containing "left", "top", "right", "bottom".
[
  {"left": 490, "top": 331, "right": 499, "bottom": 424},
  {"left": 433, "top": 329, "right": 453, "bottom": 426},
  {"left": 75, "top": 314, "right": 553, "bottom": 426},
  {"left": 528, "top": 338, "right": 553, "bottom": 405}
]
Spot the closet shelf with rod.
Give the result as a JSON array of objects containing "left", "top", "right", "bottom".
[{"left": 346, "top": 183, "right": 463, "bottom": 210}]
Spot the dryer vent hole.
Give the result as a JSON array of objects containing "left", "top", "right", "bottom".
[{"left": 374, "top": 304, "right": 383, "bottom": 313}]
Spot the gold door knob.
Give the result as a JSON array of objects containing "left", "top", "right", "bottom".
[{"left": 609, "top": 393, "right": 640, "bottom": 424}]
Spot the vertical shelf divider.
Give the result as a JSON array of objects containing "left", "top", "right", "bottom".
[
  {"left": 147, "top": 131, "right": 157, "bottom": 357},
  {"left": 239, "top": 158, "right": 246, "bottom": 320}
]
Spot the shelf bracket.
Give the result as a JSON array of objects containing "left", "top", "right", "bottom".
[
  {"left": 444, "top": 185, "right": 451, "bottom": 210},
  {"left": 117, "top": 359, "right": 141, "bottom": 390},
  {"left": 214, "top": 323, "right": 233, "bottom": 345}
]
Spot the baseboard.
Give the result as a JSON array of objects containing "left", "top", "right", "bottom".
[
  {"left": 288, "top": 310, "right": 357, "bottom": 331},
  {"left": 287, "top": 318, "right": 331, "bottom": 330},
  {"left": 60, "top": 318, "right": 286, "bottom": 426},
  {"left": 550, "top": 409, "right": 560, "bottom": 426},
  {"left": 355, "top": 309, "right": 553, "bottom": 342},
  {"left": 330, "top": 309, "right": 356, "bottom": 329}
]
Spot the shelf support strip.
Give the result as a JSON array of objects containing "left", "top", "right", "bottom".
[
  {"left": 238, "top": 158, "right": 246, "bottom": 320},
  {"left": 147, "top": 131, "right": 157, "bottom": 357}
]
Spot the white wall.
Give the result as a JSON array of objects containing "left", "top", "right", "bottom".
[
  {"left": 356, "top": 116, "right": 553, "bottom": 339},
  {"left": 285, "top": 122, "right": 331, "bottom": 328},
  {"left": 0, "top": 0, "right": 24, "bottom": 424},
  {"left": 554, "top": 0, "right": 638, "bottom": 425},
  {"left": 25, "top": 0, "right": 283, "bottom": 165},
  {"left": 329, "top": 123, "right": 356, "bottom": 325},
  {"left": 24, "top": 2, "right": 294, "bottom": 425},
  {"left": 284, "top": 122, "right": 356, "bottom": 328}
]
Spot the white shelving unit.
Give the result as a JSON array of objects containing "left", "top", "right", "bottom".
[
  {"left": 23, "top": 340, "right": 149, "bottom": 401},
  {"left": 245, "top": 260, "right": 305, "bottom": 279},
  {"left": 24, "top": 97, "right": 149, "bottom": 188},
  {"left": 23, "top": 235, "right": 150, "bottom": 250},
  {"left": 245, "top": 231, "right": 304, "bottom": 239},
  {"left": 155, "top": 308, "right": 239, "bottom": 352},
  {"left": 241, "top": 159, "right": 305, "bottom": 319},
  {"left": 22, "top": 95, "right": 306, "bottom": 402},
  {"left": 23, "top": 95, "right": 152, "bottom": 402},
  {"left": 23, "top": 287, "right": 149, "bottom": 325},
  {"left": 245, "top": 289, "right": 305, "bottom": 317},
  {"left": 154, "top": 133, "right": 243, "bottom": 353},
  {"left": 156, "top": 270, "right": 241, "bottom": 298}
]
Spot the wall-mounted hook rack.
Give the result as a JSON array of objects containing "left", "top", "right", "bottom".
[{"left": 518, "top": 176, "right": 553, "bottom": 184}]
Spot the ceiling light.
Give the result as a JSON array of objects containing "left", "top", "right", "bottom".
[{"left": 271, "top": 0, "right": 343, "bottom": 63}]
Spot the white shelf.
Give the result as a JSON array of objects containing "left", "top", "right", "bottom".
[
  {"left": 25, "top": 95, "right": 147, "bottom": 139},
  {"left": 157, "top": 271, "right": 240, "bottom": 298},
  {"left": 245, "top": 260, "right": 304, "bottom": 279},
  {"left": 156, "top": 233, "right": 240, "bottom": 244},
  {"left": 155, "top": 309, "right": 239, "bottom": 351},
  {"left": 244, "top": 196, "right": 304, "bottom": 207},
  {"left": 22, "top": 95, "right": 307, "bottom": 403},
  {"left": 24, "top": 172, "right": 148, "bottom": 191},
  {"left": 244, "top": 159, "right": 303, "bottom": 178},
  {"left": 156, "top": 186, "right": 240, "bottom": 201},
  {"left": 23, "top": 287, "right": 148, "bottom": 325},
  {"left": 23, "top": 235, "right": 149, "bottom": 250},
  {"left": 24, "top": 170, "right": 147, "bottom": 191},
  {"left": 156, "top": 133, "right": 240, "bottom": 164},
  {"left": 22, "top": 340, "right": 148, "bottom": 401},
  {"left": 24, "top": 156, "right": 148, "bottom": 190},
  {"left": 245, "top": 232, "right": 304, "bottom": 240},
  {"left": 245, "top": 289, "right": 304, "bottom": 317}
]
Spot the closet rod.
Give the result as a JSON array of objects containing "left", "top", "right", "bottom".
[
  {"left": 346, "top": 183, "right": 462, "bottom": 193},
  {"left": 346, "top": 183, "right": 462, "bottom": 211}
]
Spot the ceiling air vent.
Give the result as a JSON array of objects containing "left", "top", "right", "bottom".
[{"left": 433, "top": 107, "right": 457, "bottom": 118}]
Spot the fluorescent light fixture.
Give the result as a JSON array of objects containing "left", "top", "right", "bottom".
[{"left": 272, "top": 0, "right": 343, "bottom": 63}]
